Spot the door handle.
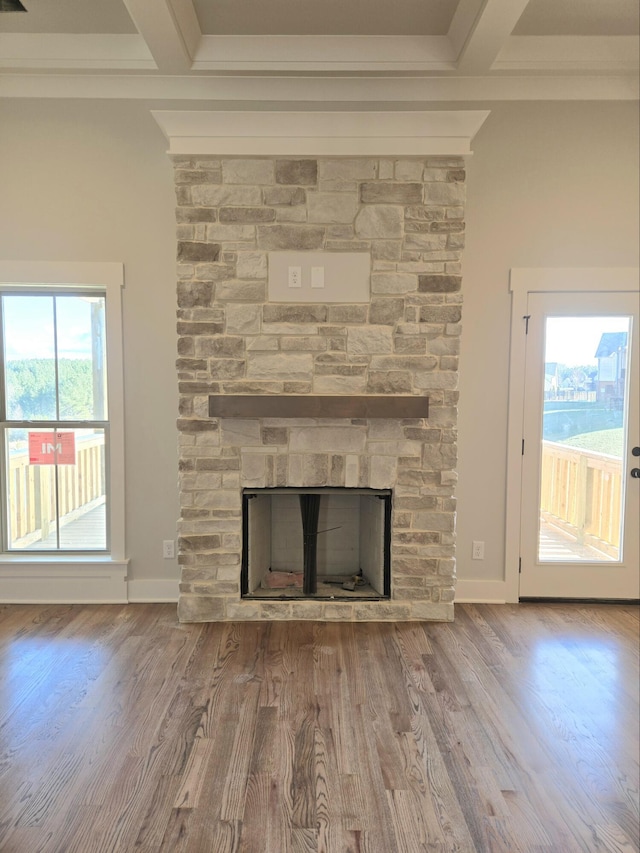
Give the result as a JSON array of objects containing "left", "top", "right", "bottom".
[
  {"left": 632, "top": 469, "right": 640, "bottom": 479},
  {"left": 632, "top": 447, "right": 640, "bottom": 457}
]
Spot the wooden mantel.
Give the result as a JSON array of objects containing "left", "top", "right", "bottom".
[{"left": 208, "top": 395, "right": 428, "bottom": 419}]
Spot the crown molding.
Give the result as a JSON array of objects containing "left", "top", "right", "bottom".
[
  {"left": 151, "top": 109, "right": 491, "bottom": 156},
  {"left": 1, "top": 73, "right": 637, "bottom": 102}
]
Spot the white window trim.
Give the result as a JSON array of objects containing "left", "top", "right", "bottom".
[
  {"left": 0, "top": 261, "right": 128, "bottom": 603},
  {"left": 503, "top": 267, "right": 639, "bottom": 604}
]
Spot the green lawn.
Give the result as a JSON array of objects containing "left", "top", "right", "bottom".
[{"left": 557, "top": 428, "right": 624, "bottom": 457}]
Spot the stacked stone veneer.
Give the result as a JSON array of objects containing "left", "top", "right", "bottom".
[{"left": 174, "top": 156, "right": 465, "bottom": 622}]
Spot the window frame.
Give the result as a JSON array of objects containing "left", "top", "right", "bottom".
[
  {"left": 1, "top": 289, "right": 110, "bottom": 553},
  {"left": 0, "top": 262, "right": 125, "bottom": 566}
]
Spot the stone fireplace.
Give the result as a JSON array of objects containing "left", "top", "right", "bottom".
[{"left": 155, "top": 109, "right": 489, "bottom": 622}]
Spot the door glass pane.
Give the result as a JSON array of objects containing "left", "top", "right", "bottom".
[
  {"left": 538, "top": 316, "right": 630, "bottom": 562},
  {"left": 3, "top": 296, "right": 57, "bottom": 420},
  {"left": 5, "top": 427, "right": 106, "bottom": 551}
]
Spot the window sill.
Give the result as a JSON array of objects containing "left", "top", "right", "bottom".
[{"left": 0, "top": 554, "right": 125, "bottom": 564}]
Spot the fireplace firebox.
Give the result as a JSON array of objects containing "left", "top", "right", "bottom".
[{"left": 242, "top": 487, "right": 392, "bottom": 600}]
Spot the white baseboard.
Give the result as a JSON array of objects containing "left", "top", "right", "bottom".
[
  {"left": 455, "top": 578, "right": 512, "bottom": 604},
  {"left": 0, "top": 560, "right": 129, "bottom": 603},
  {"left": 127, "top": 578, "right": 179, "bottom": 602},
  {"left": 0, "top": 568, "right": 508, "bottom": 607}
]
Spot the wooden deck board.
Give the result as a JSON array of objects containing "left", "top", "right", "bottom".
[
  {"left": 0, "top": 602, "right": 637, "bottom": 852},
  {"left": 539, "top": 517, "right": 615, "bottom": 562},
  {"left": 20, "top": 503, "right": 106, "bottom": 551}
]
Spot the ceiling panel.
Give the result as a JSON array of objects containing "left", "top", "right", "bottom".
[
  {"left": 513, "top": 0, "right": 639, "bottom": 36},
  {"left": 193, "top": 0, "right": 460, "bottom": 36},
  {"left": 0, "top": 0, "right": 137, "bottom": 34}
]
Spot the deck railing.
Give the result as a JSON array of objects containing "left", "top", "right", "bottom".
[
  {"left": 8, "top": 433, "right": 105, "bottom": 546},
  {"left": 540, "top": 440, "right": 622, "bottom": 558}
]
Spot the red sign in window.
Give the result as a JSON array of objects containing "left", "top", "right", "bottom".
[{"left": 28, "top": 432, "right": 76, "bottom": 466}]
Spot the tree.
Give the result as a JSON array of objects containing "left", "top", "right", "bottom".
[
  {"left": 6, "top": 359, "right": 94, "bottom": 420},
  {"left": 558, "top": 364, "right": 597, "bottom": 391}
]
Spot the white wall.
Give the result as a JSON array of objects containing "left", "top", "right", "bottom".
[
  {"left": 458, "top": 101, "right": 639, "bottom": 596},
  {"left": 0, "top": 100, "right": 180, "bottom": 598},
  {"left": 0, "top": 99, "right": 637, "bottom": 601}
]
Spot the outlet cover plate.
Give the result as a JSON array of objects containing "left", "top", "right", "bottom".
[{"left": 269, "top": 252, "right": 370, "bottom": 303}]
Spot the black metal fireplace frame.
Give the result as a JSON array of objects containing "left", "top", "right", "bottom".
[{"left": 241, "top": 487, "right": 392, "bottom": 600}]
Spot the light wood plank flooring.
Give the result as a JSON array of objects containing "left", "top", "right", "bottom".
[{"left": 0, "top": 603, "right": 637, "bottom": 852}]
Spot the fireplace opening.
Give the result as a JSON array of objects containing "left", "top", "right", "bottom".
[{"left": 242, "top": 487, "right": 392, "bottom": 600}]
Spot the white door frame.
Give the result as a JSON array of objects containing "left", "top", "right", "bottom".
[{"left": 505, "top": 268, "right": 639, "bottom": 603}]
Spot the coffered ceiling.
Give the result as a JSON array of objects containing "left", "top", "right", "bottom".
[{"left": 0, "top": 0, "right": 637, "bottom": 102}]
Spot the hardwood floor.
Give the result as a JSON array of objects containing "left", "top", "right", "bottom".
[{"left": 0, "top": 603, "right": 637, "bottom": 852}]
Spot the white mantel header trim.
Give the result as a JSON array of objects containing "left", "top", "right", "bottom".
[{"left": 151, "top": 110, "right": 490, "bottom": 156}]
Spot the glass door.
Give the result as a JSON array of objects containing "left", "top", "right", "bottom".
[{"left": 519, "top": 291, "right": 639, "bottom": 599}]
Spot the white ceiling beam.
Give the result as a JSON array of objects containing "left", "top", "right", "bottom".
[
  {"left": 495, "top": 36, "right": 639, "bottom": 73},
  {"left": 448, "top": 0, "right": 484, "bottom": 56},
  {"left": 192, "top": 35, "right": 455, "bottom": 72},
  {"left": 168, "top": 0, "right": 201, "bottom": 59},
  {"left": 454, "top": 0, "right": 531, "bottom": 73},
  {"left": 121, "top": 0, "right": 200, "bottom": 73},
  {"left": 0, "top": 34, "right": 154, "bottom": 70}
]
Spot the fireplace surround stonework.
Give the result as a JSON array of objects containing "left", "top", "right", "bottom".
[{"left": 174, "top": 155, "right": 466, "bottom": 622}]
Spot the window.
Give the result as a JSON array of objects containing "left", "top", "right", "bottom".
[
  {"left": 0, "top": 262, "right": 125, "bottom": 568},
  {"left": 1, "top": 291, "right": 109, "bottom": 551}
]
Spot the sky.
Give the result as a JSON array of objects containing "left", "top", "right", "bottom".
[
  {"left": 2, "top": 295, "right": 103, "bottom": 361},
  {"left": 545, "top": 316, "right": 631, "bottom": 366}
]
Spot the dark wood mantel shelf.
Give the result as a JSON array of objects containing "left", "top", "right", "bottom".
[{"left": 208, "top": 395, "right": 428, "bottom": 419}]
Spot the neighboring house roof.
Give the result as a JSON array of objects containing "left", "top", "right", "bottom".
[{"left": 595, "top": 332, "right": 627, "bottom": 358}]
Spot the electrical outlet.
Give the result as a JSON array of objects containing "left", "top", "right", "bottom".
[
  {"left": 163, "top": 539, "right": 175, "bottom": 559},
  {"left": 472, "top": 540, "right": 485, "bottom": 560},
  {"left": 288, "top": 265, "right": 302, "bottom": 288}
]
